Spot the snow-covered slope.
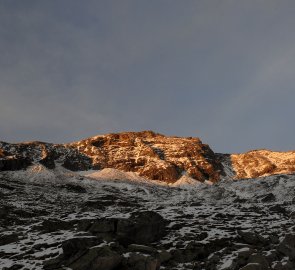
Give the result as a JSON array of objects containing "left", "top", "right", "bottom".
[
  {"left": 85, "top": 168, "right": 148, "bottom": 182},
  {"left": 1, "top": 169, "right": 295, "bottom": 270}
]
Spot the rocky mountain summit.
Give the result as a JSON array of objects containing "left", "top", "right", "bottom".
[
  {"left": 0, "top": 131, "right": 222, "bottom": 183},
  {"left": 2, "top": 130, "right": 295, "bottom": 183}
]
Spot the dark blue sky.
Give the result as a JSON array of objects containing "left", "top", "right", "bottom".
[{"left": 1, "top": 1, "right": 295, "bottom": 153}]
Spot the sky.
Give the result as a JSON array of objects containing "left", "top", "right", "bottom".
[{"left": 1, "top": 0, "right": 295, "bottom": 153}]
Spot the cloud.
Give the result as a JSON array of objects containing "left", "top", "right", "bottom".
[{"left": 1, "top": 1, "right": 295, "bottom": 152}]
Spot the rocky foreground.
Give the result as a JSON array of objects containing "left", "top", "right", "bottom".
[{"left": 1, "top": 168, "right": 295, "bottom": 270}]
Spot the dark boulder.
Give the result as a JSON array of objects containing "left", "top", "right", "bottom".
[
  {"left": 62, "top": 237, "right": 102, "bottom": 257},
  {"left": 277, "top": 234, "right": 295, "bottom": 261},
  {"left": 116, "top": 211, "right": 167, "bottom": 245},
  {"left": 44, "top": 244, "right": 122, "bottom": 270},
  {"left": 88, "top": 218, "right": 116, "bottom": 234},
  {"left": 237, "top": 230, "right": 266, "bottom": 245}
]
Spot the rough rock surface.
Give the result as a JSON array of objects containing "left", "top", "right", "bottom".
[
  {"left": 0, "top": 131, "right": 222, "bottom": 183},
  {"left": 2, "top": 132, "right": 295, "bottom": 270},
  {"left": 230, "top": 149, "right": 295, "bottom": 179},
  {"left": 2, "top": 131, "right": 295, "bottom": 183},
  {"left": 0, "top": 141, "right": 92, "bottom": 172},
  {"left": 1, "top": 170, "right": 295, "bottom": 270}
]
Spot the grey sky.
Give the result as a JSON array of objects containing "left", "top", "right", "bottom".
[{"left": 1, "top": 0, "right": 295, "bottom": 153}]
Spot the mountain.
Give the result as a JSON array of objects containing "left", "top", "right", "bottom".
[
  {"left": 1, "top": 131, "right": 295, "bottom": 270},
  {"left": 1, "top": 162, "right": 295, "bottom": 270},
  {"left": 0, "top": 131, "right": 222, "bottom": 183},
  {"left": 1, "top": 130, "right": 295, "bottom": 183}
]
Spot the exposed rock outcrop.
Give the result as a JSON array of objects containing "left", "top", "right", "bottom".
[
  {"left": 0, "top": 141, "right": 92, "bottom": 172},
  {"left": 0, "top": 131, "right": 222, "bottom": 183},
  {"left": 67, "top": 131, "right": 222, "bottom": 183},
  {"left": 231, "top": 149, "right": 295, "bottom": 179},
  {"left": 2, "top": 131, "right": 295, "bottom": 182}
]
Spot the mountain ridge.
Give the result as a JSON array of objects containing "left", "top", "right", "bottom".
[{"left": 1, "top": 130, "right": 295, "bottom": 183}]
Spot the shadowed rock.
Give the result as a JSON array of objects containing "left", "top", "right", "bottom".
[{"left": 116, "top": 211, "right": 167, "bottom": 245}]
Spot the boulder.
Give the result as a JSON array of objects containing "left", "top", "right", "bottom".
[
  {"left": 157, "top": 250, "right": 172, "bottom": 263},
  {"left": 44, "top": 242, "right": 122, "bottom": 270},
  {"left": 88, "top": 218, "right": 117, "bottom": 241},
  {"left": 67, "top": 245, "right": 122, "bottom": 270},
  {"left": 277, "top": 234, "right": 295, "bottom": 261},
  {"left": 237, "top": 230, "right": 266, "bottom": 245},
  {"left": 235, "top": 247, "right": 254, "bottom": 267},
  {"left": 116, "top": 211, "right": 166, "bottom": 245},
  {"left": 88, "top": 218, "right": 116, "bottom": 234},
  {"left": 62, "top": 237, "right": 102, "bottom": 257}
]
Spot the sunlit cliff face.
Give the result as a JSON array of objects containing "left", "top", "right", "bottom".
[
  {"left": 67, "top": 131, "right": 222, "bottom": 183},
  {"left": 231, "top": 149, "right": 295, "bottom": 179},
  {"left": 0, "top": 131, "right": 222, "bottom": 183},
  {"left": 2, "top": 131, "right": 295, "bottom": 183}
]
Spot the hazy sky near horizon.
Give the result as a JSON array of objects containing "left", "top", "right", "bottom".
[{"left": 1, "top": 1, "right": 295, "bottom": 153}]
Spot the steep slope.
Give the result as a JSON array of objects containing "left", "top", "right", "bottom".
[{"left": 0, "top": 131, "right": 222, "bottom": 183}]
